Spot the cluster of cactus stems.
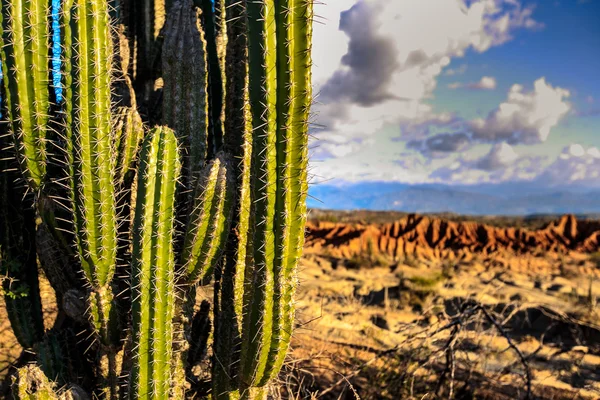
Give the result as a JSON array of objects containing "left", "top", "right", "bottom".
[{"left": 0, "top": 0, "right": 312, "bottom": 398}]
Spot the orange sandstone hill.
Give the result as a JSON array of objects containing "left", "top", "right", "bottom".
[{"left": 304, "top": 214, "right": 600, "bottom": 260}]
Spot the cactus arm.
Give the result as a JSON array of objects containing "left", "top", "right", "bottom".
[
  {"left": 0, "top": 0, "right": 50, "bottom": 189},
  {"left": 181, "top": 153, "right": 234, "bottom": 284},
  {"left": 237, "top": 0, "right": 313, "bottom": 391},
  {"left": 262, "top": 0, "right": 295, "bottom": 384},
  {"left": 162, "top": 0, "right": 208, "bottom": 191},
  {"left": 130, "top": 126, "right": 180, "bottom": 400}
]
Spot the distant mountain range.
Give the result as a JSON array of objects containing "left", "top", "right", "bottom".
[{"left": 307, "top": 181, "right": 600, "bottom": 216}]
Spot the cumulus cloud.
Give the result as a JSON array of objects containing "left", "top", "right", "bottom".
[
  {"left": 320, "top": 1, "right": 400, "bottom": 106},
  {"left": 427, "top": 143, "right": 600, "bottom": 187},
  {"left": 475, "top": 142, "right": 518, "bottom": 170},
  {"left": 429, "top": 144, "right": 549, "bottom": 184},
  {"left": 469, "top": 78, "right": 571, "bottom": 143},
  {"left": 313, "top": 0, "right": 571, "bottom": 182},
  {"left": 448, "top": 76, "right": 497, "bottom": 90}
]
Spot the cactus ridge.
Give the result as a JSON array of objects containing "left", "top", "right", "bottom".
[
  {"left": 130, "top": 126, "right": 180, "bottom": 400},
  {"left": 0, "top": 0, "right": 51, "bottom": 189}
]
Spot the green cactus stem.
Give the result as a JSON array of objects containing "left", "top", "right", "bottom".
[
  {"left": 130, "top": 126, "right": 180, "bottom": 400},
  {"left": 0, "top": 0, "right": 51, "bottom": 189},
  {"left": 212, "top": 0, "right": 252, "bottom": 397},
  {"left": 266, "top": 0, "right": 313, "bottom": 383},
  {"left": 180, "top": 153, "right": 234, "bottom": 284},
  {"left": 162, "top": 0, "right": 209, "bottom": 192},
  {"left": 64, "top": 3, "right": 120, "bottom": 397}
]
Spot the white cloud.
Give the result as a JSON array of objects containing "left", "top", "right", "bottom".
[
  {"left": 428, "top": 143, "right": 600, "bottom": 187},
  {"left": 538, "top": 144, "right": 600, "bottom": 185},
  {"left": 448, "top": 76, "right": 497, "bottom": 90},
  {"left": 476, "top": 142, "right": 518, "bottom": 170},
  {"left": 469, "top": 78, "right": 571, "bottom": 143}
]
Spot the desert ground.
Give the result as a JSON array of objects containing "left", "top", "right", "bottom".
[{"left": 2, "top": 212, "right": 600, "bottom": 399}]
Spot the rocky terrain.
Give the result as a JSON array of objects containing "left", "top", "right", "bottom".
[{"left": 305, "top": 214, "right": 600, "bottom": 260}]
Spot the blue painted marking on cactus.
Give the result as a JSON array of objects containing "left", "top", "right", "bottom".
[{"left": 52, "top": 0, "right": 62, "bottom": 102}]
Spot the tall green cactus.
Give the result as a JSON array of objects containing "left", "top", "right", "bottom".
[
  {"left": 130, "top": 126, "right": 180, "bottom": 399},
  {"left": 239, "top": 0, "right": 313, "bottom": 392},
  {"left": 0, "top": 0, "right": 312, "bottom": 398}
]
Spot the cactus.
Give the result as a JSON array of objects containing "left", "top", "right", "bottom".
[
  {"left": 130, "top": 126, "right": 180, "bottom": 399},
  {"left": 0, "top": 0, "right": 313, "bottom": 398},
  {"left": 161, "top": 0, "right": 208, "bottom": 192},
  {"left": 239, "top": 0, "right": 312, "bottom": 392},
  {"left": 0, "top": 0, "right": 51, "bottom": 189}
]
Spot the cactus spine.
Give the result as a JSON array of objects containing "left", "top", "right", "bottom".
[{"left": 130, "top": 126, "right": 180, "bottom": 399}]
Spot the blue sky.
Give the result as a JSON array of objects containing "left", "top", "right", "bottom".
[{"left": 310, "top": 0, "right": 600, "bottom": 188}]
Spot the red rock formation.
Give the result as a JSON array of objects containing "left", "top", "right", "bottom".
[{"left": 304, "top": 214, "right": 600, "bottom": 260}]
